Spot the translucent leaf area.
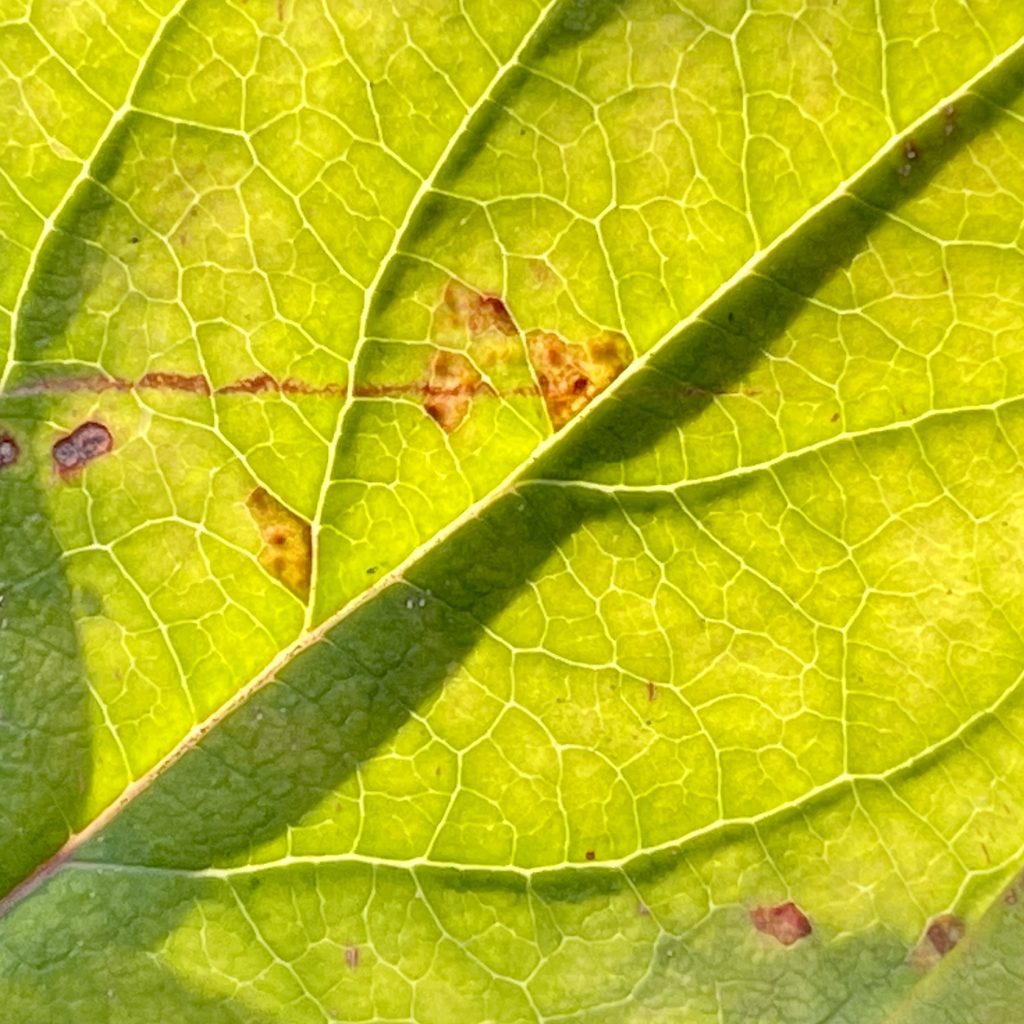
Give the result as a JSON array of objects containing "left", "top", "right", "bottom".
[{"left": 2, "top": 1, "right": 1024, "bottom": 1020}]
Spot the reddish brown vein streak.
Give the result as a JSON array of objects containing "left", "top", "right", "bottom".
[
  {"left": 4, "top": 371, "right": 541, "bottom": 400},
  {"left": 6, "top": 371, "right": 341, "bottom": 398},
  {"left": 5, "top": 371, "right": 765, "bottom": 402}
]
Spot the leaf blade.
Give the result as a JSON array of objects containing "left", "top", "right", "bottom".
[{"left": 4, "top": 3, "right": 1024, "bottom": 1021}]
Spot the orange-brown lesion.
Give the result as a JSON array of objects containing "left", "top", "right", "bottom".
[
  {"left": 246, "top": 487, "right": 312, "bottom": 599},
  {"left": 526, "top": 329, "right": 631, "bottom": 429},
  {"left": 423, "top": 277, "right": 630, "bottom": 432},
  {"left": 422, "top": 280, "right": 515, "bottom": 433},
  {"left": 423, "top": 350, "right": 493, "bottom": 434},
  {"left": 435, "top": 280, "right": 518, "bottom": 341}
]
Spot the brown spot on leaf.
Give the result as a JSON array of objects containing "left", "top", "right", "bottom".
[
  {"left": 423, "top": 350, "right": 492, "bottom": 433},
  {"left": 0, "top": 434, "right": 19, "bottom": 469},
  {"left": 345, "top": 945, "right": 359, "bottom": 970},
  {"left": 926, "top": 914, "right": 965, "bottom": 956},
  {"left": 52, "top": 422, "right": 113, "bottom": 475},
  {"left": 246, "top": 488, "right": 311, "bottom": 599},
  {"left": 751, "top": 902, "right": 812, "bottom": 946},
  {"left": 428, "top": 279, "right": 525, "bottom": 398},
  {"left": 437, "top": 280, "right": 517, "bottom": 339},
  {"left": 527, "top": 330, "right": 631, "bottom": 429},
  {"left": 646, "top": 681, "right": 658, "bottom": 702},
  {"left": 910, "top": 913, "right": 966, "bottom": 970},
  {"left": 585, "top": 850, "right": 596, "bottom": 861}
]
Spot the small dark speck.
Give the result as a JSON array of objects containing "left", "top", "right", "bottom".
[
  {"left": 728, "top": 311, "right": 735, "bottom": 322},
  {"left": 0, "top": 434, "right": 19, "bottom": 469},
  {"left": 830, "top": 412, "right": 840, "bottom": 423},
  {"left": 366, "top": 565, "right": 378, "bottom": 574},
  {"left": 129, "top": 236, "right": 139, "bottom": 245},
  {"left": 585, "top": 850, "right": 596, "bottom": 861},
  {"left": 519, "top": 128, "right": 526, "bottom": 136}
]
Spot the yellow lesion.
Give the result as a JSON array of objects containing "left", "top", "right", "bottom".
[
  {"left": 246, "top": 487, "right": 312, "bottom": 599},
  {"left": 526, "top": 329, "right": 631, "bottom": 429}
]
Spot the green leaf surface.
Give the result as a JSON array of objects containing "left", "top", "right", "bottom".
[{"left": 3, "top": 1, "right": 1024, "bottom": 1020}]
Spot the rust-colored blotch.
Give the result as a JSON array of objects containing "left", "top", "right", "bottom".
[
  {"left": 751, "top": 902, "right": 812, "bottom": 946},
  {"left": 423, "top": 350, "right": 492, "bottom": 433},
  {"left": 926, "top": 914, "right": 965, "bottom": 957},
  {"left": 527, "top": 329, "right": 631, "bottom": 429},
  {"left": 438, "top": 279, "right": 517, "bottom": 339},
  {"left": 52, "top": 421, "right": 113, "bottom": 474},
  {"left": 246, "top": 487, "right": 312, "bottom": 599},
  {"left": 910, "top": 912, "right": 966, "bottom": 970}
]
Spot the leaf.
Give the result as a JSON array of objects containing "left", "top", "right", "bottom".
[{"left": 2, "top": 1, "right": 1024, "bottom": 1019}]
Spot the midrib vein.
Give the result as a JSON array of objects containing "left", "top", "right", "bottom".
[{"left": 3, "top": 23, "right": 1023, "bottom": 919}]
